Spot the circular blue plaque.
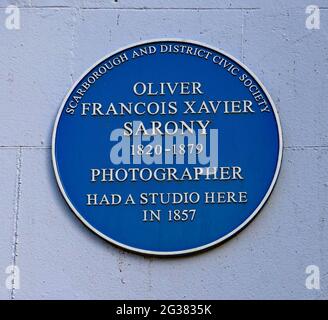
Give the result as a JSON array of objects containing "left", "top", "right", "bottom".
[{"left": 52, "top": 40, "right": 282, "bottom": 255}]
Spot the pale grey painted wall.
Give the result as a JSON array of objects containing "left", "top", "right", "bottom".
[{"left": 0, "top": 0, "right": 327, "bottom": 299}]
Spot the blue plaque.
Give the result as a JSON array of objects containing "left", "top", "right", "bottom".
[{"left": 52, "top": 39, "right": 282, "bottom": 255}]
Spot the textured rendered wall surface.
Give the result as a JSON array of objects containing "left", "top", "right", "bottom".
[{"left": 0, "top": 0, "right": 327, "bottom": 299}]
